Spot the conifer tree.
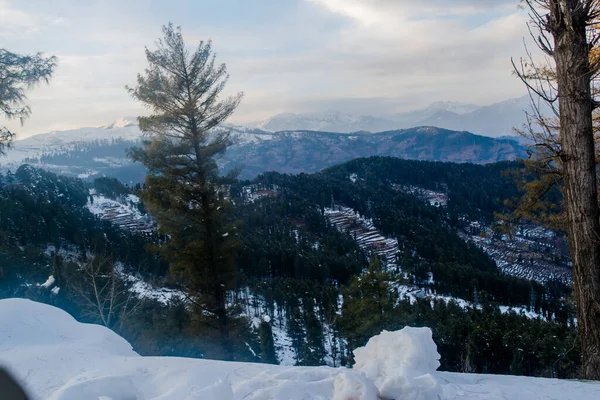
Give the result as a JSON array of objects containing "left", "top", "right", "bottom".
[
  {"left": 259, "top": 316, "right": 278, "bottom": 364},
  {"left": 287, "top": 303, "right": 307, "bottom": 365},
  {"left": 303, "top": 298, "right": 326, "bottom": 366},
  {"left": 128, "top": 23, "right": 243, "bottom": 359},
  {"left": 0, "top": 49, "right": 56, "bottom": 154}
]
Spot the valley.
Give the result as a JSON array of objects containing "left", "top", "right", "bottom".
[
  {"left": 0, "top": 150, "right": 575, "bottom": 380},
  {"left": 3, "top": 2, "right": 598, "bottom": 396}
]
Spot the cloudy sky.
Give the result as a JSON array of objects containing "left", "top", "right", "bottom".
[{"left": 1, "top": 0, "right": 535, "bottom": 138}]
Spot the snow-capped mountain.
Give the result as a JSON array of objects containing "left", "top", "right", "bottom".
[
  {"left": 392, "top": 96, "right": 545, "bottom": 137},
  {"left": 253, "top": 96, "right": 539, "bottom": 137},
  {"left": 255, "top": 110, "right": 398, "bottom": 133},
  {"left": 1, "top": 117, "right": 143, "bottom": 168},
  {"left": 392, "top": 101, "right": 480, "bottom": 128},
  {"left": 0, "top": 116, "right": 526, "bottom": 182},
  {"left": 102, "top": 116, "right": 139, "bottom": 129},
  {"left": 426, "top": 101, "right": 481, "bottom": 115}
]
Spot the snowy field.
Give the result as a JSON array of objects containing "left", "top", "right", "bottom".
[{"left": 0, "top": 299, "right": 598, "bottom": 400}]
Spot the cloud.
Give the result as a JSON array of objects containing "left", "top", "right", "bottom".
[
  {"left": 3, "top": 0, "right": 536, "bottom": 136},
  {"left": 290, "top": 1, "right": 532, "bottom": 103},
  {"left": 307, "top": 0, "right": 517, "bottom": 22},
  {"left": 0, "top": 0, "right": 40, "bottom": 35},
  {"left": 0, "top": 0, "right": 68, "bottom": 37},
  {"left": 228, "top": 1, "right": 534, "bottom": 123}
]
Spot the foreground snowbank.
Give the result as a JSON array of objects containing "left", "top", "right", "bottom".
[{"left": 0, "top": 299, "right": 598, "bottom": 400}]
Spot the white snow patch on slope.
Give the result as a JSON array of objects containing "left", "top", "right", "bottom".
[
  {"left": 87, "top": 191, "right": 154, "bottom": 233},
  {"left": 115, "top": 264, "right": 186, "bottom": 305},
  {"left": 1, "top": 299, "right": 599, "bottom": 400},
  {"left": 39, "top": 275, "right": 55, "bottom": 288},
  {"left": 395, "top": 284, "right": 544, "bottom": 319}
]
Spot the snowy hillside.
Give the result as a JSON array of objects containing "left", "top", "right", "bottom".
[
  {"left": 0, "top": 299, "right": 597, "bottom": 400},
  {"left": 2, "top": 117, "right": 143, "bottom": 167},
  {"left": 87, "top": 190, "right": 154, "bottom": 233}
]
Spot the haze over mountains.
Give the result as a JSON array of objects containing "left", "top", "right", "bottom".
[
  {"left": 254, "top": 95, "right": 535, "bottom": 137},
  {"left": 0, "top": 96, "right": 532, "bottom": 181}
]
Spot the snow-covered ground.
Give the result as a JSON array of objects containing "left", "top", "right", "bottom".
[
  {"left": 240, "top": 184, "right": 280, "bottom": 203},
  {"left": 395, "top": 284, "right": 544, "bottom": 320},
  {"left": 1, "top": 299, "right": 598, "bottom": 400},
  {"left": 0, "top": 120, "right": 143, "bottom": 170},
  {"left": 461, "top": 223, "right": 572, "bottom": 284},
  {"left": 114, "top": 264, "right": 186, "bottom": 305},
  {"left": 87, "top": 190, "right": 154, "bottom": 233},
  {"left": 325, "top": 206, "right": 399, "bottom": 267}
]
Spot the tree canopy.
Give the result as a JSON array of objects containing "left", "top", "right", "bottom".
[{"left": 0, "top": 49, "right": 56, "bottom": 154}]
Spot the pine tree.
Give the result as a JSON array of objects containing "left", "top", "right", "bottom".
[
  {"left": 127, "top": 23, "right": 243, "bottom": 359},
  {"left": 287, "top": 303, "right": 307, "bottom": 365},
  {"left": 259, "top": 316, "right": 278, "bottom": 364},
  {"left": 303, "top": 298, "right": 326, "bottom": 366},
  {"left": 0, "top": 49, "right": 56, "bottom": 154}
]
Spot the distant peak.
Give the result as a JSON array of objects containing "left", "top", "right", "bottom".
[
  {"left": 102, "top": 117, "right": 138, "bottom": 130},
  {"left": 423, "top": 101, "right": 479, "bottom": 115}
]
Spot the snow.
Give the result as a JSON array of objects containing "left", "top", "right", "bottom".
[
  {"left": 271, "top": 318, "right": 297, "bottom": 366},
  {"left": 87, "top": 192, "right": 154, "bottom": 233},
  {"left": 115, "top": 264, "right": 186, "bottom": 305},
  {"left": 1, "top": 299, "right": 599, "bottom": 400},
  {"left": 44, "top": 244, "right": 84, "bottom": 263},
  {"left": 102, "top": 116, "right": 137, "bottom": 129},
  {"left": 394, "top": 283, "right": 544, "bottom": 319},
  {"left": 253, "top": 110, "right": 396, "bottom": 133},
  {"left": 354, "top": 327, "right": 441, "bottom": 400},
  {"left": 39, "top": 275, "right": 55, "bottom": 288},
  {"left": 250, "top": 314, "right": 297, "bottom": 366},
  {"left": 325, "top": 206, "right": 399, "bottom": 267},
  {"left": 1, "top": 123, "right": 143, "bottom": 169}
]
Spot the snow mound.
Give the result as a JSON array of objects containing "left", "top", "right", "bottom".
[
  {"left": 354, "top": 327, "right": 441, "bottom": 400},
  {"left": 1, "top": 299, "right": 599, "bottom": 400},
  {"left": 0, "top": 299, "right": 375, "bottom": 400}
]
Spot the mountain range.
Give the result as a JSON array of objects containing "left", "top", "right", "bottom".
[
  {"left": 254, "top": 96, "right": 538, "bottom": 137},
  {"left": 0, "top": 118, "right": 526, "bottom": 182},
  {"left": 0, "top": 95, "right": 538, "bottom": 181}
]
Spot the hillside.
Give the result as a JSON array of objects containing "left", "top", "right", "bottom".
[
  {"left": 0, "top": 160, "right": 576, "bottom": 378},
  {"left": 2, "top": 122, "right": 526, "bottom": 182},
  {"left": 1, "top": 299, "right": 597, "bottom": 400}
]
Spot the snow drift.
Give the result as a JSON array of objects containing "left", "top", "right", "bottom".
[
  {"left": 354, "top": 328, "right": 441, "bottom": 400},
  {"left": 0, "top": 299, "right": 598, "bottom": 400}
]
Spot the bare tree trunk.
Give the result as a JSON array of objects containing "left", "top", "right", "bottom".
[{"left": 552, "top": 0, "right": 600, "bottom": 380}]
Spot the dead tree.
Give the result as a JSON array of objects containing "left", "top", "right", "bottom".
[{"left": 70, "top": 256, "right": 139, "bottom": 331}]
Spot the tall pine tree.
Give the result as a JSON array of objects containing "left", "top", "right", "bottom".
[
  {"left": 128, "top": 23, "right": 243, "bottom": 359},
  {"left": 259, "top": 316, "right": 278, "bottom": 364}
]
